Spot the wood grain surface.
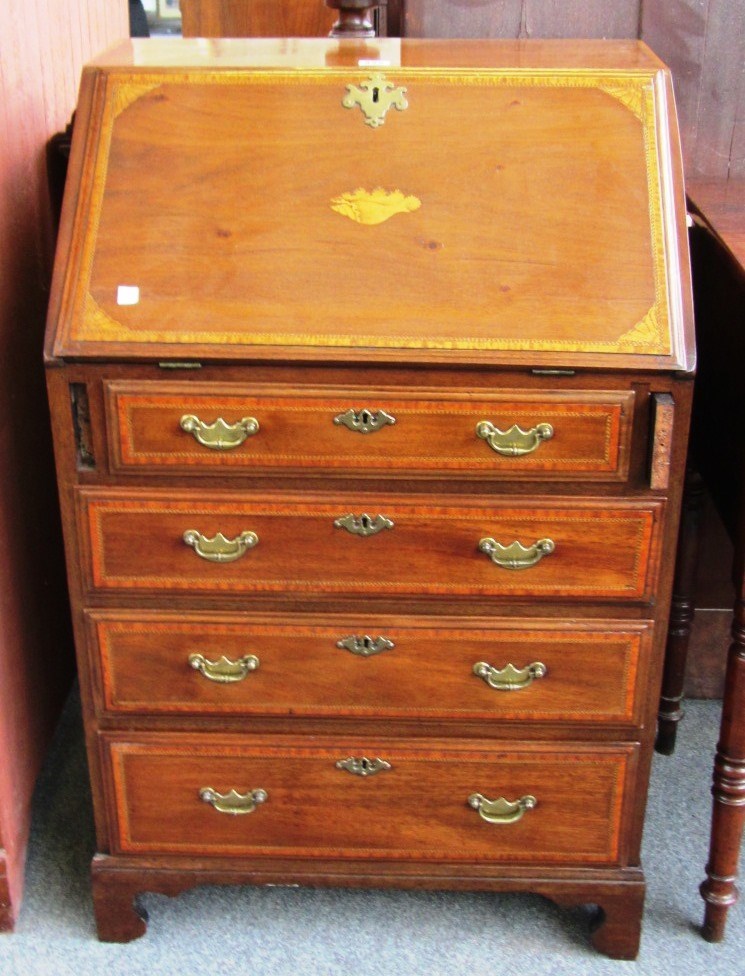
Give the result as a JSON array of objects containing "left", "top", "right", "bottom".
[
  {"left": 89, "top": 610, "right": 651, "bottom": 725},
  {"left": 46, "top": 45, "right": 690, "bottom": 370},
  {"left": 106, "top": 381, "right": 633, "bottom": 480},
  {"left": 104, "top": 733, "right": 637, "bottom": 864},
  {"left": 79, "top": 489, "right": 663, "bottom": 600}
]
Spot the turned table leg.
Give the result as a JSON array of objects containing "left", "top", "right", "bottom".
[
  {"left": 657, "top": 467, "right": 704, "bottom": 755},
  {"left": 701, "top": 592, "right": 745, "bottom": 941}
]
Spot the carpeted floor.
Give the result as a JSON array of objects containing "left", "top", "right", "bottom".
[{"left": 0, "top": 693, "right": 742, "bottom": 975}]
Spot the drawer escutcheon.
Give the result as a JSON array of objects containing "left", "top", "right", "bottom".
[
  {"left": 335, "top": 757, "right": 392, "bottom": 777},
  {"left": 336, "top": 635, "right": 395, "bottom": 657},
  {"left": 476, "top": 420, "right": 554, "bottom": 457},
  {"left": 179, "top": 414, "right": 259, "bottom": 450},
  {"left": 182, "top": 529, "right": 258, "bottom": 563},
  {"left": 468, "top": 793, "right": 537, "bottom": 825},
  {"left": 199, "top": 787, "right": 268, "bottom": 815},
  {"left": 473, "top": 661, "right": 547, "bottom": 691},
  {"left": 478, "top": 537, "right": 555, "bottom": 570},
  {"left": 334, "top": 513, "right": 394, "bottom": 537},
  {"left": 189, "top": 653, "right": 260, "bottom": 683},
  {"left": 333, "top": 407, "right": 396, "bottom": 433}
]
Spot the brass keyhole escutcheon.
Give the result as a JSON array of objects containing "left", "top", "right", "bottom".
[
  {"left": 333, "top": 408, "right": 396, "bottom": 433},
  {"left": 334, "top": 513, "right": 394, "bottom": 537},
  {"left": 337, "top": 635, "right": 395, "bottom": 657},
  {"left": 342, "top": 73, "right": 408, "bottom": 128},
  {"left": 335, "top": 757, "right": 392, "bottom": 777}
]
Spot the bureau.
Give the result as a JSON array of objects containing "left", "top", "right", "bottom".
[{"left": 45, "top": 37, "right": 694, "bottom": 958}]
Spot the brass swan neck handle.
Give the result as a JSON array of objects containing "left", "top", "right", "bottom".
[
  {"left": 473, "top": 661, "right": 547, "bottom": 691},
  {"left": 478, "top": 538, "right": 555, "bottom": 570},
  {"left": 182, "top": 530, "right": 258, "bottom": 563},
  {"left": 468, "top": 793, "right": 537, "bottom": 825},
  {"left": 476, "top": 421, "right": 554, "bottom": 457}
]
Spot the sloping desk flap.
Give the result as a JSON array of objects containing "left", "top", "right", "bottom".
[{"left": 49, "top": 40, "right": 692, "bottom": 369}]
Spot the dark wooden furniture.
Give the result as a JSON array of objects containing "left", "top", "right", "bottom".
[
  {"left": 654, "top": 208, "right": 745, "bottom": 755},
  {"left": 180, "top": 0, "right": 402, "bottom": 38},
  {"left": 45, "top": 38, "right": 693, "bottom": 957},
  {"left": 658, "top": 180, "right": 745, "bottom": 941},
  {"left": 180, "top": 0, "right": 337, "bottom": 37}
]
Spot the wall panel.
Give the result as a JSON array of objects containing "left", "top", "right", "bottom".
[
  {"left": 0, "top": 0, "right": 128, "bottom": 930},
  {"left": 403, "top": 0, "right": 640, "bottom": 39},
  {"left": 639, "top": 0, "right": 745, "bottom": 179},
  {"left": 403, "top": 0, "right": 524, "bottom": 38},
  {"left": 520, "top": 1, "right": 640, "bottom": 38}
]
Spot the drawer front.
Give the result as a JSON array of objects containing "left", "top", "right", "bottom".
[
  {"left": 80, "top": 490, "right": 663, "bottom": 601},
  {"left": 106, "top": 381, "right": 634, "bottom": 481},
  {"left": 90, "top": 611, "right": 652, "bottom": 726},
  {"left": 104, "top": 735, "right": 637, "bottom": 864}
]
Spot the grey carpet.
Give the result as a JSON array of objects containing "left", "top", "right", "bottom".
[{"left": 1, "top": 692, "right": 743, "bottom": 975}]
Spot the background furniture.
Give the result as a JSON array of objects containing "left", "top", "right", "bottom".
[
  {"left": 0, "top": 0, "right": 128, "bottom": 931},
  {"left": 654, "top": 180, "right": 745, "bottom": 938},
  {"left": 180, "top": 0, "right": 337, "bottom": 36},
  {"left": 694, "top": 181, "right": 745, "bottom": 942},
  {"left": 180, "top": 0, "right": 403, "bottom": 38}
]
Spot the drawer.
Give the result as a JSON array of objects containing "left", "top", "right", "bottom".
[
  {"left": 104, "top": 734, "right": 637, "bottom": 864},
  {"left": 90, "top": 611, "right": 653, "bottom": 726},
  {"left": 105, "top": 381, "right": 634, "bottom": 482},
  {"left": 79, "top": 490, "right": 663, "bottom": 601}
]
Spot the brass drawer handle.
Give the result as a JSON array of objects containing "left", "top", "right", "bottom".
[
  {"left": 478, "top": 537, "right": 555, "bottom": 570},
  {"left": 182, "top": 529, "right": 258, "bottom": 563},
  {"left": 476, "top": 421, "right": 554, "bottom": 457},
  {"left": 337, "top": 635, "right": 395, "bottom": 657},
  {"left": 334, "top": 408, "right": 396, "bottom": 433},
  {"left": 473, "top": 661, "right": 547, "bottom": 691},
  {"left": 200, "top": 787, "right": 267, "bottom": 815},
  {"left": 189, "top": 653, "right": 260, "bottom": 683},
  {"left": 334, "top": 513, "right": 394, "bottom": 536},
  {"left": 335, "top": 757, "right": 392, "bottom": 777},
  {"left": 179, "top": 414, "right": 259, "bottom": 450},
  {"left": 468, "top": 793, "right": 537, "bottom": 825}
]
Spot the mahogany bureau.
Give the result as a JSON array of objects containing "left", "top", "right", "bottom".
[{"left": 45, "top": 37, "right": 694, "bottom": 958}]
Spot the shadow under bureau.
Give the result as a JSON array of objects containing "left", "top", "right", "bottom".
[{"left": 45, "top": 37, "right": 694, "bottom": 958}]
